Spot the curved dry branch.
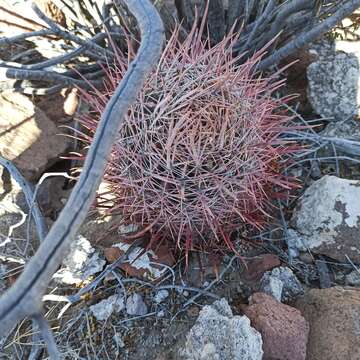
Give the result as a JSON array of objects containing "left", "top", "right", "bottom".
[
  {"left": 0, "top": 0, "right": 164, "bottom": 346},
  {"left": 258, "top": 0, "right": 360, "bottom": 70}
]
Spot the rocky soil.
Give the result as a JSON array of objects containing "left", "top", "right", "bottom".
[{"left": 1, "top": 10, "right": 360, "bottom": 360}]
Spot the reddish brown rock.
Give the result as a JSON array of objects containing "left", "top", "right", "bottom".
[
  {"left": 242, "top": 254, "right": 281, "bottom": 281},
  {"left": 244, "top": 292, "right": 309, "bottom": 360},
  {"left": 296, "top": 287, "right": 360, "bottom": 360},
  {"left": 0, "top": 91, "right": 69, "bottom": 180}
]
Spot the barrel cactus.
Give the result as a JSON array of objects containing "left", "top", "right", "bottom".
[{"left": 76, "top": 23, "right": 299, "bottom": 257}]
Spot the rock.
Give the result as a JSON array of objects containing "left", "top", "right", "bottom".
[
  {"left": 53, "top": 235, "right": 106, "bottom": 285},
  {"left": 307, "top": 40, "right": 360, "bottom": 121},
  {"left": 153, "top": 290, "right": 169, "bottom": 304},
  {"left": 319, "top": 119, "right": 360, "bottom": 164},
  {"left": 296, "top": 287, "right": 360, "bottom": 360},
  {"left": 183, "top": 298, "right": 263, "bottom": 360},
  {"left": 242, "top": 254, "right": 281, "bottom": 281},
  {"left": 0, "top": 92, "right": 68, "bottom": 180},
  {"left": 126, "top": 293, "right": 148, "bottom": 316},
  {"left": 34, "top": 0, "right": 66, "bottom": 27},
  {"left": 291, "top": 175, "right": 360, "bottom": 263},
  {"left": 260, "top": 267, "right": 304, "bottom": 302},
  {"left": 89, "top": 294, "right": 125, "bottom": 321},
  {"left": 345, "top": 270, "right": 360, "bottom": 286},
  {"left": 245, "top": 293, "right": 309, "bottom": 360},
  {"left": 35, "top": 91, "right": 77, "bottom": 124},
  {"left": 321, "top": 119, "right": 360, "bottom": 144},
  {"left": 104, "top": 242, "right": 174, "bottom": 280},
  {"left": 259, "top": 275, "right": 283, "bottom": 302},
  {"left": 285, "top": 229, "right": 307, "bottom": 258}
]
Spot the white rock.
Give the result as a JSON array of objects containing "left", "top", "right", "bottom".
[
  {"left": 90, "top": 294, "right": 125, "bottom": 321},
  {"left": 154, "top": 290, "right": 169, "bottom": 304},
  {"left": 126, "top": 293, "right": 148, "bottom": 316},
  {"left": 260, "top": 267, "right": 303, "bottom": 302},
  {"left": 183, "top": 298, "right": 263, "bottom": 360},
  {"left": 291, "top": 175, "right": 360, "bottom": 262},
  {"left": 53, "top": 235, "right": 106, "bottom": 285},
  {"left": 112, "top": 242, "right": 167, "bottom": 280},
  {"left": 286, "top": 229, "right": 307, "bottom": 257},
  {"left": 259, "top": 276, "right": 283, "bottom": 302}
]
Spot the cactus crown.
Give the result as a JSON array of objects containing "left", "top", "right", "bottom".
[{"left": 76, "top": 19, "right": 298, "bottom": 257}]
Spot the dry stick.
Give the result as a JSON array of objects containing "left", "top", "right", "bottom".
[
  {"left": 0, "top": 0, "right": 164, "bottom": 344},
  {"left": 239, "top": 0, "right": 276, "bottom": 53},
  {"left": 31, "top": 3, "right": 114, "bottom": 59},
  {"left": 2, "top": 67, "right": 99, "bottom": 86},
  {"left": 0, "top": 32, "right": 111, "bottom": 72},
  {"left": 0, "top": 84, "right": 64, "bottom": 96},
  {"left": 0, "top": 156, "right": 47, "bottom": 242},
  {"left": 258, "top": 0, "right": 360, "bottom": 70},
  {"left": 0, "top": 29, "right": 54, "bottom": 46}
]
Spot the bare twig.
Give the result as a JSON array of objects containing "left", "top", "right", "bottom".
[
  {"left": 258, "top": 0, "right": 360, "bottom": 70},
  {"left": 0, "top": 156, "right": 47, "bottom": 242},
  {"left": 32, "top": 314, "right": 60, "bottom": 360}
]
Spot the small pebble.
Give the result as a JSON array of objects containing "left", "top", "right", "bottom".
[
  {"left": 157, "top": 310, "right": 165, "bottom": 318},
  {"left": 90, "top": 294, "right": 125, "bottom": 321},
  {"left": 126, "top": 293, "right": 148, "bottom": 316},
  {"left": 154, "top": 289, "right": 169, "bottom": 304}
]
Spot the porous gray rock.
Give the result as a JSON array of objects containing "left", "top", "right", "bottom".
[
  {"left": 126, "top": 293, "right": 148, "bottom": 316},
  {"left": 90, "top": 294, "right": 125, "bottom": 321},
  {"left": 260, "top": 267, "right": 304, "bottom": 302},
  {"left": 307, "top": 41, "right": 360, "bottom": 121},
  {"left": 53, "top": 235, "right": 106, "bottom": 285},
  {"left": 183, "top": 298, "right": 263, "bottom": 360},
  {"left": 291, "top": 175, "right": 360, "bottom": 262}
]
